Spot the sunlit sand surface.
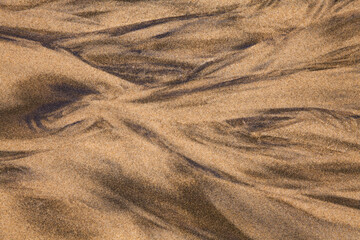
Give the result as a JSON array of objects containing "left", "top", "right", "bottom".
[{"left": 1, "top": 0, "right": 360, "bottom": 239}]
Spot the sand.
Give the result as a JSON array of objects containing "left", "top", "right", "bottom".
[{"left": 1, "top": 0, "right": 360, "bottom": 239}]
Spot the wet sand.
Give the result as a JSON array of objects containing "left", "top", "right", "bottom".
[{"left": 1, "top": 0, "right": 360, "bottom": 239}]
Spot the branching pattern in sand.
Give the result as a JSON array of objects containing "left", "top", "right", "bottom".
[{"left": 1, "top": 1, "right": 360, "bottom": 239}]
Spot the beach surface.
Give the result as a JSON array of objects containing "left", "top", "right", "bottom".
[{"left": 1, "top": 1, "right": 360, "bottom": 239}]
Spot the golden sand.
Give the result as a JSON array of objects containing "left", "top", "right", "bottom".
[{"left": 0, "top": 0, "right": 360, "bottom": 239}]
